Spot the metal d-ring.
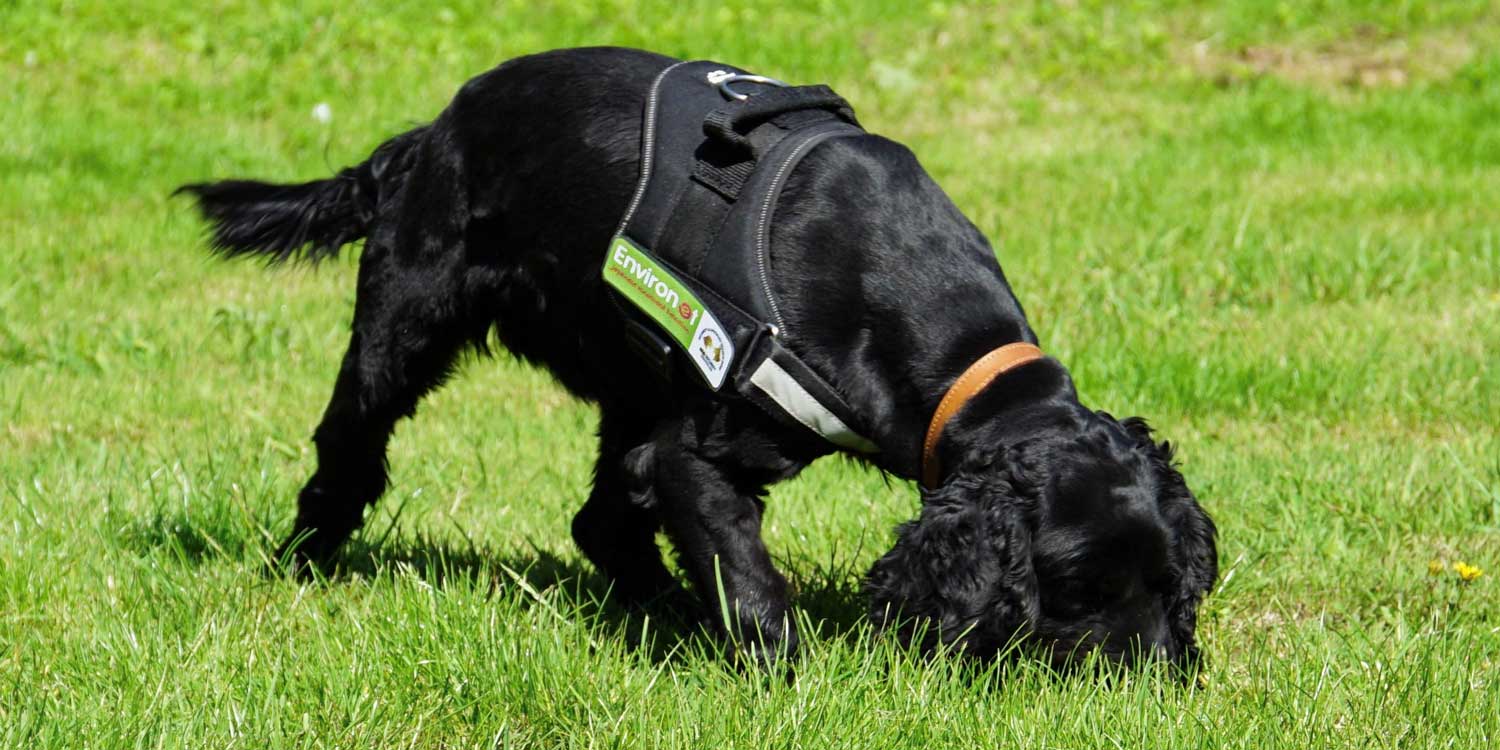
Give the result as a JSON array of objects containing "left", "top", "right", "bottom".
[{"left": 707, "top": 70, "right": 789, "bottom": 101}]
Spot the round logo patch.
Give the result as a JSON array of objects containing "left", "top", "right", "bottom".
[{"left": 699, "top": 331, "right": 723, "bottom": 365}]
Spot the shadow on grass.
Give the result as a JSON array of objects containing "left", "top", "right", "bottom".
[
  {"left": 114, "top": 507, "right": 873, "bottom": 663},
  {"left": 112, "top": 505, "right": 261, "bottom": 564},
  {"left": 340, "top": 535, "right": 724, "bottom": 664},
  {"left": 337, "top": 534, "right": 876, "bottom": 661}
]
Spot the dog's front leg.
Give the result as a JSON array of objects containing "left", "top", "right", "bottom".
[
  {"left": 570, "top": 407, "right": 683, "bottom": 605},
  {"left": 647, "top": 421, "right": 799, "bottom": 667}
]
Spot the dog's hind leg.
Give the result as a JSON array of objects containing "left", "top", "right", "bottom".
[
  {"left": 274, "top": 266, "right": 472, "bottom": 570},
  {"left": 570, "top": 408, "right": 682, "bottom": 605},
  {"left": 275, "top": 189, "right": 484, "bottom": 570}
]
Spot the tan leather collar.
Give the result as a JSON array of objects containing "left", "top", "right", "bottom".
[{"left": 921, "top": 342, "right": 1045, "bottom": 489}]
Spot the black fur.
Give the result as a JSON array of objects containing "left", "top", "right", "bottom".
[
  {"left": 176, "top": 127, "right": 427, "bottom": 263},
  {"left": 179, "top": 47, "right": 1217, "bottom": 668}
]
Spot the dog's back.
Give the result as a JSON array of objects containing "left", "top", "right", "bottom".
[{"left": 182, "top": 47, "right": 685, "bottom": 400}]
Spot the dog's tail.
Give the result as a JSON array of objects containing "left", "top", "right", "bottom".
[{"left": 176, "top": 125, "right": 428, "bottom": 263}]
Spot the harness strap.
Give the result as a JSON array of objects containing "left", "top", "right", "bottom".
[
  {"left": 660, "top": 89, "right": 858, "bottom": 284},
  {"left": 703, "top": 85, "right": 858, "bottom": 159},
  {"left": 921, "top": 342, "right": 1045, "bottom": 489},
  {"left": 609, "top": 61, "right": 878, "bottom": 451}
]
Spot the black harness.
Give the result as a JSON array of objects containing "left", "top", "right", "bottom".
[{"left": 606, "top": 60, "right": 878, "bottom": 453}]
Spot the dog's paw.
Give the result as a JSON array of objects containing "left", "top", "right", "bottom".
[
  {"left": 717, "top": 610, "right": 800, "bottom": 673},
  {"left": 727, "top": 628, "right": 800, "bottom": 681},
  {"left": 267, "top": 529, "right": 341, "bottom": 580}
]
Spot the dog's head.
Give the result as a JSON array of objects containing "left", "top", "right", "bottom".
[{"left": 866, "top": 413, "right": 1217, "bottom": 670}]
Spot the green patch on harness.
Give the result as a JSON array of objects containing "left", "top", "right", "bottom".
[{"left": 604, "top": 235, "right": 735, "bottom": 390}]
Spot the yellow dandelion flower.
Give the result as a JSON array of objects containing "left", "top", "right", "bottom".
[
  {"left": 1453, "top": 562, "right": 1483, "bottom": 583},
  {"left": 1428, "top": 559, "right": 1446, "bottom": 576}
]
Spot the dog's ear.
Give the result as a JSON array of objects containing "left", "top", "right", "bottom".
[
  {"left": 1120, "top": 417, "right": 1218, "bottom": 663},
  {"left": 865, "top": 471, "right": 1038, "bottom": 657}
]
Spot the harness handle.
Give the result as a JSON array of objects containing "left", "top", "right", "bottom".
[
  {"left": 703, "top": 85, "right": 860, "bottom": 157},
  {"left": 709, "top": 72, "right": 789, "bottom": 101}
]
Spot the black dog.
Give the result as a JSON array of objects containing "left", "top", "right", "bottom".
[{"left": 181, "top": 47, "right": 1216, "bottom": 668}]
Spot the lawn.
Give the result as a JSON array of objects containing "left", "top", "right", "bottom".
[{"left": 3, "top": 0, "right": 1498, "bottom": 747}]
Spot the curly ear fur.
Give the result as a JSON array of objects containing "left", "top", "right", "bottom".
[
  {"left": 1120, "top": 417, "right": 1218, "bottom": 663},
  {"left": 865, "top": 472, "right": 1038, "bottom": 658}
]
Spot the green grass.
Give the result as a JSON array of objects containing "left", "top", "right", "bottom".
[{"left": 3, "top": 0, "right": 1498, "bottom": 746}]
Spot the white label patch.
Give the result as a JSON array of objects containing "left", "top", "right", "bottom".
[{"left": 690, "top": 311, "right": 734, "bottom": 390}]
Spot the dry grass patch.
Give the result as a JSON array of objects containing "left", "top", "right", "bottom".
[{"left": 1184, "top": 30, "right": 1481, "bottom": 90}]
